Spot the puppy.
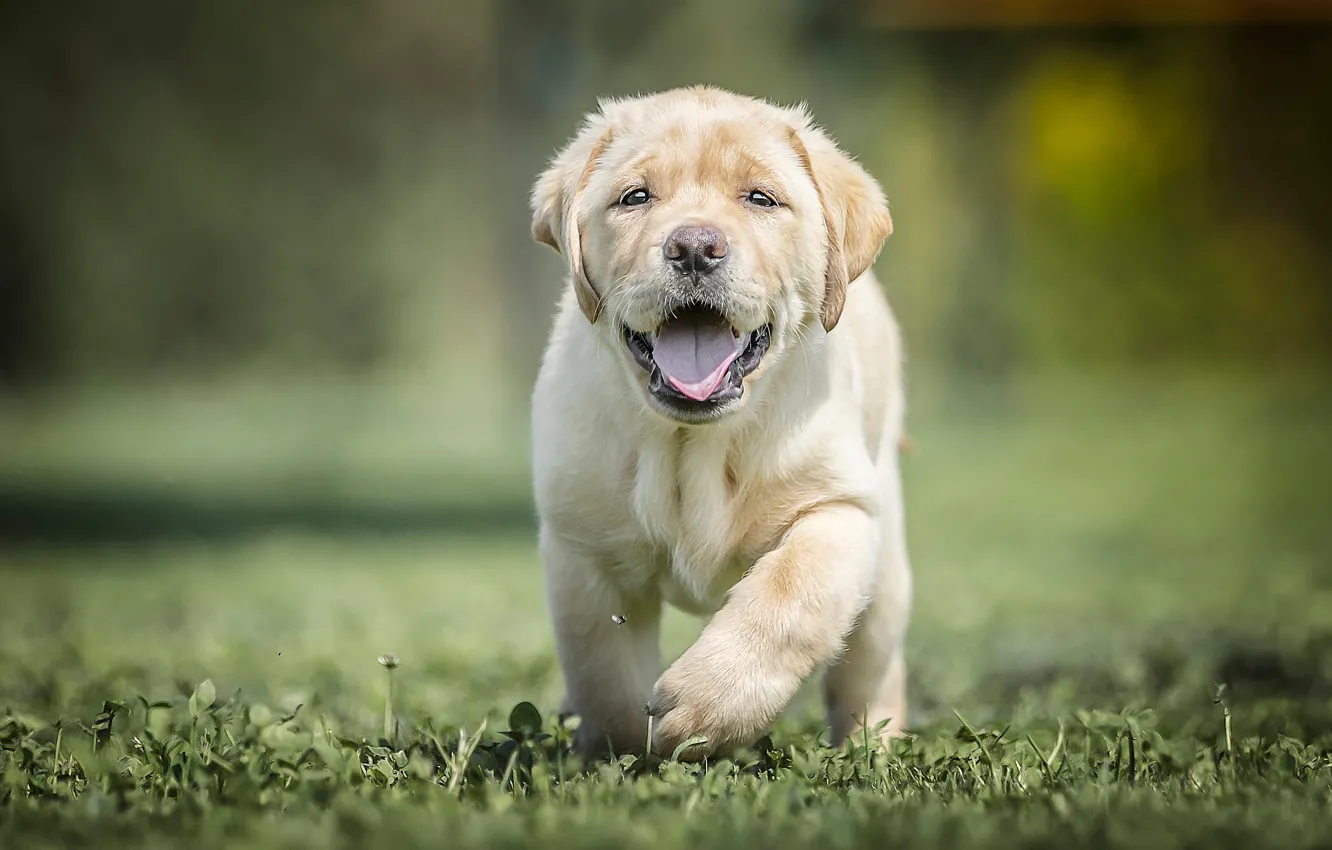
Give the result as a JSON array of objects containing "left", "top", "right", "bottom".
[{"left": 529, "top": 86, "right": 911, "bottom": 761}]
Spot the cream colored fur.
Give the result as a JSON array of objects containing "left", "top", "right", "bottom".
[{"left": 529, "top": 86, "right": 912, "bottom": 761}]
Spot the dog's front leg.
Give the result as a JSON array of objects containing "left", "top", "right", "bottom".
[
  {"left": 542, "top": 528, "right": 661, "bottom": 759},
  {"left": 648, "top": 503, "right": 876, "bottom": 761}
]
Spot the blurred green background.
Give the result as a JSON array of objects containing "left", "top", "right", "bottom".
[{"left": 1, "top": 1, "right": 1331, "bottom": 728}]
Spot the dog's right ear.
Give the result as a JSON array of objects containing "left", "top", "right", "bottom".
[{"left": 530, "top": 115, "right": 615, "bottom": 325}]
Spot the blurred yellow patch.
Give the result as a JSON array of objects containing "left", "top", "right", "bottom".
[{"left": 1012, "top": 52, "right": 1199, "bottom": 221}]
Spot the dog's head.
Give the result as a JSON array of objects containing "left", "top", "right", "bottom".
[{"left": 530, "top": 86, "right": 892, "bottom": 425}]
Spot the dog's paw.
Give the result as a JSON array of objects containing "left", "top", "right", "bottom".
[{"left": 647, "top": 643, "right": 786, "bottom": 762}]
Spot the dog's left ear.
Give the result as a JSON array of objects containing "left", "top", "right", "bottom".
[
  {"left": 788, "top": 125, "right": 893, "bottom": 332},
  {"left": 531, "top": 114, "right": 616, "bottom": 325}
]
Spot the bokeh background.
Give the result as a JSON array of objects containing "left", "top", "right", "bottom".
[{"left": 2, "top": 0, "right": 1331, "bottom": 731}]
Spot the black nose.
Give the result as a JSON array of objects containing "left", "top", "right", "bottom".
[{"left": 663, "top": 225, "right": 728, "bottom": 278}]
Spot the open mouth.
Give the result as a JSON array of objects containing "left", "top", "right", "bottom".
[{"left": 623, "top": 307, "right": 772, "bottom": 412}]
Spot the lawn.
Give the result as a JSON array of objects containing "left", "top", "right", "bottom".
[{"left": 2, "top": 373, "right": 1331, "bottom": 848}]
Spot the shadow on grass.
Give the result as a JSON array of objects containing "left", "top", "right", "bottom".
[
  {"left": 0, "top": 480, "right": 538, "bottom": 547},
  {"left": 914, "top": 633, "right": 1332, "bottom": 739}
]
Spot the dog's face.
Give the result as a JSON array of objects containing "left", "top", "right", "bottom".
[{"left": 531, "top": 87, "right": 892, "bottom": 425}]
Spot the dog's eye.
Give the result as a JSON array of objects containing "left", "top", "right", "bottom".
[
  {"left": 619, "top": 188, "right": 651, "bottom": 207},
  {"left": 746, "top": 190, "right": 778, "bottom": 208}
]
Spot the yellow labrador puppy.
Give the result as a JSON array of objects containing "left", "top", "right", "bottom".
[{"left": 529, "top": 86, "right": 911, "bottom": 761}]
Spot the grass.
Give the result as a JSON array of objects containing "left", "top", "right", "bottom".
[{"left": 2, "top": 372, "right": 1332, "bottom": 848}]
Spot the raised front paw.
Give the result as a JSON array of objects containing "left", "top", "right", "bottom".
[{"left": 647, "top": 642, "right": 790, "bottom": 762}]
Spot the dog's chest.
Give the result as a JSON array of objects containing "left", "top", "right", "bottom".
[{"left": 627, "top": 432, "right": 759, "bottom": 611}]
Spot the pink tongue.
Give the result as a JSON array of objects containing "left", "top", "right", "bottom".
[{"left": 652, "top": 316, "right": 743, "bottom": 401}]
